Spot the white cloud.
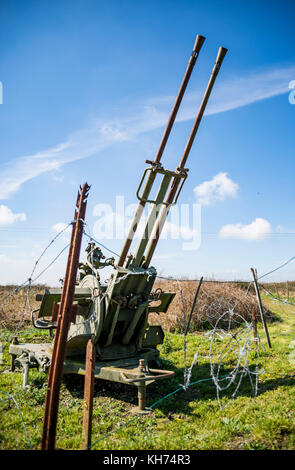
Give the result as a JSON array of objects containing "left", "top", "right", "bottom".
[
  {"left": 0, "top": 205, "right": 26, "bottom": 226},
  {"left": 0, "top": 63, "right": 294, "bottom": 200},
  {"left": 219, "top": 217, "right": 272, "bottom": 241},
  {"left": 194, "top": 172, "right": 239, "bottom": 206}
]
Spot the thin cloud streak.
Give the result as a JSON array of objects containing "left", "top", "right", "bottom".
[{"left": 0, "top": 64, "right": 294, "bottom": 200}]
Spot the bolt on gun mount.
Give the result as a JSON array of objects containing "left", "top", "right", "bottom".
[{"left": 10, "top": 36, "right": 227, "bottom": 408}]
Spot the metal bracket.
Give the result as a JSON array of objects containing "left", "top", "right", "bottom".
[
  {"left": 120, "top": 368, "right": 174, "bottom": 384},
  {"left": 14, "top": 352, "right": 38, "bottom": 389},
  {"left": 136, "top": 166, "right": 186, "bottom": 205}
]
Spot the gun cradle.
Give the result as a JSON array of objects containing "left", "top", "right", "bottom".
[{"left": 9, "top": 255, "right": 176, "bottom": 408}]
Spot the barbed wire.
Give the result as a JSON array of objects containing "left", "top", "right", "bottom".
[
  {"left": 88, "top": 375, "right": 226, "bottom": 449},
  {"left": 175, "top": 278, "right": 266, "bottom": 408},
  {"left": 0, "top": 390, "right": 32, "bottom": 449},
  {"left": 257, "top": 255, "right": 295, "bottom": 281},
  {"left": 0, "top": 221, "right": 73, "bottom": 315},
  {"left": 2, "top": 232, "right": 295, "bottom": 449},
  {"left": 83, "top": 231, "right": 120, "bottom": 258},
  {"left": 0, "top": 220, "right": 78, "bottom": 342},
  {"left": 88, "top": 275, "right": 275, "bottom": 448},
  {"left": 88, "top": 267, "right": 293, "bottom": 447},
  {"left": 260, "top": 284, "right": 295, "bottom": 307}
]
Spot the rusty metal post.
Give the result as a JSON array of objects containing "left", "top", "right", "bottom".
[
  {"left": 117, "top": 34, "right": 205, "bottom": 267},
  {"left": 251, "top": 268, "right": 272, "bottom": 349},
  {"left": 143, "top": 47, "right": 228, "bottom": 268},
  {"left": 184, "top": 276, "right": 203, "bottom": 335},
  {"left": 41, "top": 183, "right": 90, "bottom": 450},
  {"left": 81, "top": 339, "right": 96, "bottom": 450},
  {"left": 137, "top": 359, "right": 147, "bottom": 410},
  {"left": 51, "top": 301, "right": 59, "bottom": 322},
  {"left": 251, "top": 306, "right": 258, "bottom": 342},
  {"left": 137, "top": 384, "right": 146, "bottom": 411}
]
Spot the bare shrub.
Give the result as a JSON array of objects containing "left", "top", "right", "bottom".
[
  {"left": 149, "top": 280, "right": 275, "bottom": 333},
  {"left": 0, "top": 285, "right": 46, "bottom": 330}
]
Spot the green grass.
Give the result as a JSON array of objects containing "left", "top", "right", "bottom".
[{"left": 1, "top": 296, "right": 295, "bottom": 450}]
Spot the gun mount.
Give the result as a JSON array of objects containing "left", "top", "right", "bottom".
[{"left": 9, "top": 35, "right": 227, "bottom": 410}]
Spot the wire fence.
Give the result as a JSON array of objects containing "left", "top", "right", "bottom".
[{"left": 1, "top": 226, "right": 295, "bottom": 449}]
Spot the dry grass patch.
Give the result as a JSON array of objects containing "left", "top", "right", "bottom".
[
  {"left": 0, "top": 285, "right": 46, "bottom": 330},
  {"left": 0, "top": 281, "right": 276, "bottom": 333},
  {"left": 150, "top": 280, "right": 275, "bottom": 333}
]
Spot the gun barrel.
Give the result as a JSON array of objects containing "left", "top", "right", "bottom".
[
  {"left": 117, "top": 35, "right": 205, "bottom": 267},
  {"left": 153, "top": 34, "right": 205, "bottom": 164},
  {"left": 178, "top": 46, "right": 228, "bottom": 170},
  {"left": 143, "top": 47, "right": 228, "bottom": 268}
]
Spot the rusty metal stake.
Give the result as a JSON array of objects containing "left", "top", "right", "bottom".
[
  {"left": 185, "top": 276, "right": 203, "bottom": 336},
  {"left": 137, "top": 383, "right": 146, "bottom": 411},
  {"left": 137, "top": 359, "right": 147, "bottom": 411},
  {"left": 41, "top": 183, "right": 90, "bottom": 450},
  {"left": 251, "top": 306, "right": 258, "bottom": 342},
  {"left": 81, "top": 339, "right": 96, "bottom": 450},
  {"left": 251, "top": 268, "right": 272, "bottom": 349}
]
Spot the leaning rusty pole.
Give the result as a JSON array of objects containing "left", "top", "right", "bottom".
[
  {"left": 250, "top": 268, "right": 272, "bottom": 348},
  {"left": 41, "top": 183, "right": 90, "bottom": 450}
]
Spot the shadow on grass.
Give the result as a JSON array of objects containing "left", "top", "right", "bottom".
[{"left": 62, "top": 357, "right": 295, "bottom": 418}]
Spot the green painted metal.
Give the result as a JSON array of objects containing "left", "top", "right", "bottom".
[
  {"left": 29, "top": 242, "right": 175, "bottom": 365},
  {"left": 9, "top": 342, "right": 174, "bottom": 406},
  {"left": 133, "top": 171, "right": 174, "bottom": 267}
]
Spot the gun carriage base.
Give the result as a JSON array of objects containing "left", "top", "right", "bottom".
[
  {"left": 9, "top": 246, "right": 176, "bottom": 410},
  {"left": 10, "top": 342, "right": 174, "bottom": 410}
]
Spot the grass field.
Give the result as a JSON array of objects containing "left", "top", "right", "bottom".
[{"left": 0, "top": 288, "right": 295, "bottom": 450}]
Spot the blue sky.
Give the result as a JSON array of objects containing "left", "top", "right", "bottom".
[{"left": 0, "top": 0, "right": 295, "bottom": 284}]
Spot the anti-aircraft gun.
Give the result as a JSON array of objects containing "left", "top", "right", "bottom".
[{"left": 9, "top": 35, "right": 227, "bottom": 409}]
